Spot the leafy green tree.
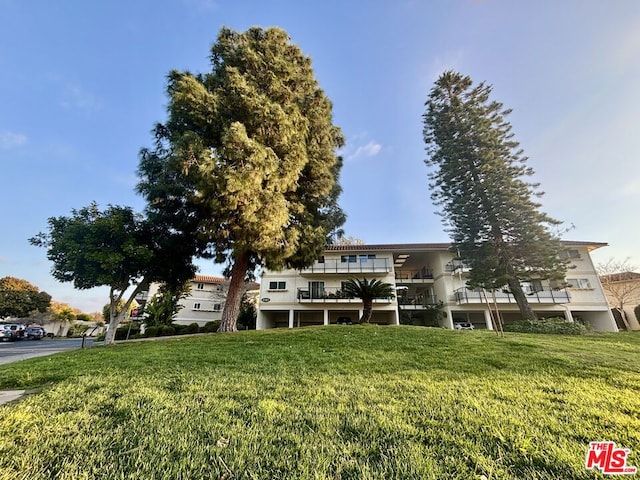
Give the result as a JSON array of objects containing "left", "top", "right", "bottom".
[
  {"left": 0, "top": 277, "right": 51, "bottom": 319},
  {"left": 137, "top": 27, "right": 345, "bottom": 332},
  {"left": 341, "top": 278, "right": 395, "bottom": 324},
  {"left": 423, "top": 71, "right": 567, "bottom": 321},
  {"left": 31, "top": 203, "right": 196, "bottom": 344}
]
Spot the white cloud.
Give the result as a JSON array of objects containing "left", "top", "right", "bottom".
[
  {"left": 343, "top": 140, "right": 383, "bottom": 162},
  {"left": 60, "top": 84, "right": 101, "bottom": 111},
  {"left": 0, "top": 131, "right": 27, "bottom": 149}
]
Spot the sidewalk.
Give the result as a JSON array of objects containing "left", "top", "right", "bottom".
[{"left": 0, "top": 390, "right": 26, "bottom": 406}]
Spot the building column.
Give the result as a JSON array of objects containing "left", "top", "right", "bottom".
[
  {"left": 323, "top": 309, "right": 329, "bottom": 326},
  {"left": 444, "top": 307, "right": 455, "bottom": 329},
  {"left": 288, "top": 309, "right": 295, "bottom": 329},
  {"left": 392, "top": 309, "right": 400, "bottom": 325},
  {"left": 358, "top": 309, "right": 363, "bottom": 323},
  {"left": 564, "top": 307, "right": 574, "bottom": 323},
  {"left": 256, "top": 311, "right": 265, "bottom": 330},
  {"left": 484, "top": 309, "right": 494, "bottom": 331}
]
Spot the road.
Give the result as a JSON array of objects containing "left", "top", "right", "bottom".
[{"left": 0, "top": 338, "right": 97, "bottom": 365}]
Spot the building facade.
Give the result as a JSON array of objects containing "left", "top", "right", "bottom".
[
  {"left": 138, "top": 275, "right": 259, "bottom": 327},
  {"left": 257, "top": 241, "right": 618, "bottom": 332}
]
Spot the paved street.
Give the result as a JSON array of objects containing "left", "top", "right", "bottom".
[{"left": 0, "top": 338, "right": 96, "bottom": 365}]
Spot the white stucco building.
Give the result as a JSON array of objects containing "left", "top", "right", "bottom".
[
  {"left": 137, "top": 275, "right": 259, "bottom": 327},
  {"left": 256, "top": 241, "right": 618, "bottom": 332}
]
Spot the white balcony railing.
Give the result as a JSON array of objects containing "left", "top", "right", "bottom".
[
  {"left": 299, "top": 258, "right": 391, "bottom": 275},
  {"left": 454, "top": 288, "right": 571, "bottom": 305}
]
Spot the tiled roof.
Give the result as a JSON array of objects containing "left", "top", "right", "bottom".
[
  {"left": 325, "top": 243, "right": 452, "bottom": 252},
  {"left": 192, "top": 275, "right": 226, "bottom": 284},
  {"left": 324, "top": 240, "right": 608, "bottom": 252},
  {"left": 600, "top": 272, "right": 640, "bottom": 282}
]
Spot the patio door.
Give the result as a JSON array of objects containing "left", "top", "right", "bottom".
[{"left": 309, "top": 281, "right": 325, "bottom": 299}]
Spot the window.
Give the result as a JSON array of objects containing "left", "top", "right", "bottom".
[
  {"left": 359, "top": 254, "right": 376, "bottom": 263},
  {"left": 213, "top": 304, "right": 222, "bottom": 311},
  {"left": 566, "top": 278, "right": 591, "bottom": 289},
  {"left": 318, "top": 256, "right": 325, "bottom": 263},
  {"left": 196, "top": 283, "right": 204, "bottom": 290},
  {"left": 193, "top": 303, "right": 201, "bottom": 310},
  {"left": 269, "top": 281, "right": 286, "bottom": 290},
  {"left": 341, "top": 255, "right": 357, "bottom": 263},
  {"left": 521, "top": 280, "right": 543, "bottom": 294},
  {"left": 562, "top": 249, "right": 581, "bottom": 259}
]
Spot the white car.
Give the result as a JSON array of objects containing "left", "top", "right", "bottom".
[{"left": 454, "top": 322, "right": 474, "bottom": 330}]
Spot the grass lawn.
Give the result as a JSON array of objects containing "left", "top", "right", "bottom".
[{"left": 0, "top": 326, "right": 639, "bottom": 479}]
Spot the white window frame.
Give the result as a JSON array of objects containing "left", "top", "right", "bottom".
[
  {"left": 268, "top": 281, "right": 287, "bottom": 291},
  {"left": 566, "top": 278, "right": 592, "bottom": 289},
  {"left": 193, "top": 303, "right": 201, "bottom": 310}
]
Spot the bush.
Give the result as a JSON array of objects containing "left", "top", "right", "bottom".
[
  {"left": 144, "top": 326, "right": 159, "bottom": 337},
  {"left": 504, "top": 317, "right": 588, "bottom": 335},
  {"left": 635, "top": 305, "right": 640, "bottom": 325},
  {"left": 201, "top": 321, "right": 220, "bottom": 333},
  {"left": 114, "top": 324, "right": 140, "bottom": 340},
  {"left": 159, "top": 325, "right": 175, "bottom": 336},
  {"left": 185, "top": 323, "right": 200, "bottom": 334}
]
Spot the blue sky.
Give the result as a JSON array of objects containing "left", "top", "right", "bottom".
[{"left": 1, "top": 0, "right": 639, "bottom": 312}]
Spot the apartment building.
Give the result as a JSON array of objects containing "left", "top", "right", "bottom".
[
  {"left": 256, "top": 241, "right": 618, "bottom": 332},
  {"left": 138, "top": 275, "right": 259, "bottom": 326}
]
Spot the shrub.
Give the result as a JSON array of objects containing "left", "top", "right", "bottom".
[
  {"left": 185, "top": 322, "right": 200, "bottom": 334},
  {"left": 201, "top": 321, "right": 220, "bottom": 333},
  {"left": 635, "top": 305, "right": 640, "bottom": 325},
  {"left": 159, "top": 325, "right": 175, "bottom": 336},
  {"left": 144, "top": 326, "right": 159, "bottom": 337},
  {"left": 114, "top": 324, "right": 140, "bottom": 340},
  {"left": 504, "top": 317, "right": 588, "bottom": 335}
]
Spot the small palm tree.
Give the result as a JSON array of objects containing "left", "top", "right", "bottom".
[{"left": 342, "top": 278, "right": 395, "bottom": 324}]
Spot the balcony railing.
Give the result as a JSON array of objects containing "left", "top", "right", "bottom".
[
  {"left": 394, "top": 269, "right": 434, "bottom": 281},
  {"left": 299, "top": 258, "right": 391, "bottom": 274},
  {"left": 297, "top": 287, "right": 393, "bottom": 303},
  {"left": 454, "top": 287, "right": 571, "bottom": 304},
  {"left": 445, "top": 260, "right": 471, "bottom": 273},
  {"left": 398, "top": 295, "right": 439, "bottom": 309}
]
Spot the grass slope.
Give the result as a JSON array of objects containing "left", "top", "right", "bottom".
[{"left": 0, "top": 326, "right": 639, "bottom": 479}]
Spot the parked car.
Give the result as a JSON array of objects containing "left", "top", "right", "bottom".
[
  {"left": 25, "top": 326, "right": 45, "bottom": 340},
  {"left": 454, "top": 322, "right": 474, "bottom": 330},
  {"left": 0, "top": 325, "right": 15, "bottom": 342},
  {"left": 5, "top": 323, "right": 26, "bottom": 339},
  {"left": 336, "top": 317, "right": 353, "bottom": 325}
]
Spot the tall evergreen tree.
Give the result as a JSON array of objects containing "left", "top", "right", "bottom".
[
  {"left": 423, "top": 71, "right": 568, "bottom": 321},
  {"left": 138, "top": 27, "right": 345, "bottom": 332}
]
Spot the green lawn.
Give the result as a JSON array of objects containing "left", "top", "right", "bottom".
[{"left": 0, "top": 326, "right": 639, "bottom": 479}]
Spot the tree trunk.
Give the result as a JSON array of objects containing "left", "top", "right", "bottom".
[
  {"left": 507, "top": 277, "right": 537, "bottom": 321},
  {"left": 360, "top": 298, "right": 373, "bottom": 323},
  {"left": 218, "top": 250, "right": 251, "bottom": 332},
  {"left": 104, "top": 282, "right": 146, "bottom": 345},
  {"left": 616, "top": 306, "right": 632, "bottom": 331}
]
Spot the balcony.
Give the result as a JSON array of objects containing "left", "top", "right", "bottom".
[
  {"left": 297, "top": 287, "right": 393, "bottom": 304},
  {"left": 454, "top": 287, "right": 571, "bottom": 305},
  {"left": 445, "top": 260, "right": 471, "bottom": 274},
  {"left": 398, "top": 295, "right": 439, "bottom": 310},
  {"left": 299, "top": 258, "right": 391, "bottom": 275},
  {"left": 395, "top": 268, "right": 434, "bottom": 283}
]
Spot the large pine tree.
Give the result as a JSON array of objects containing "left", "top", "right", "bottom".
[
  {"left": 423, "top": 71, "right": 568, "bottom": 321},
  {"left": 137, "top": 27, "right": 345, "bottom": 332}
]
